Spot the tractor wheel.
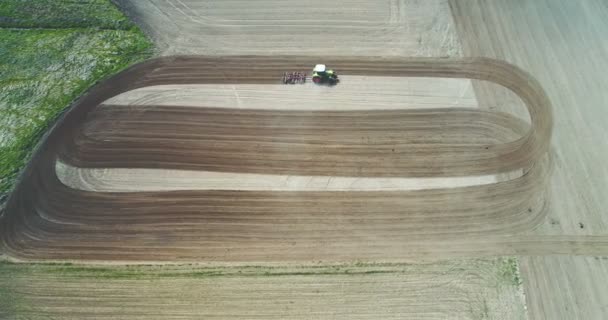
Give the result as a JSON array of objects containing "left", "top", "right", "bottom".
[{"left": 312, "top": 76, "right": 321, "bottom": 84}]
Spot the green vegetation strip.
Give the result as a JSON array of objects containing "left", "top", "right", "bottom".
[
  {"left": 0, "top": 258, "right": 524, "bottom": 318},
  {"left": 0, "top": 258, "right": 522, "bottom": 284},
  {"left": 0, "top": 0, "right": 152, "bottom": 204},
  {"left": 0, "top": 0, "right": 133, "bottom": 29},
  {"left": 0, "top": 258, "right": 525, "bottom": 319}
]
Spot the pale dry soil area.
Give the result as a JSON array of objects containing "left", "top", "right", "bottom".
[
  {"left": 115, "top": 0, "right": 461, "bottom": 56},
  {"left": 450, "top": 0, "right": 608, "bottom": 319}
]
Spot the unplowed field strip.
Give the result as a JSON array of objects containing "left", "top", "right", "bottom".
[
  {"left": 0, "top": 259, "right": 527, "bottom": 319},
  {"left": 118, "top": 0, "right": 460, "bottom": 56},
  {"left": 0, "top": 56, "right": 557, "bottom": 262}
]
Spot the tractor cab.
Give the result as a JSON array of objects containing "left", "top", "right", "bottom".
[
  {"left": 312, "top": 64, "right": 338, "bottom": 84},
  {"left": 313, "top": 64, "right": 327, "bottom": 73}
]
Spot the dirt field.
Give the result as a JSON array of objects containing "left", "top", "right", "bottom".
[
  {"left": 2, "top": 0, "right": 607, "bottom": 319},
  {"left": 0, "top": 56, "right": 553, "bottom": 263},
  {"left": 115, "top": 0, "right": 461, "bottom": 56},
  {"left": 450, "top": 1, "right": 608, "bottom": 318}
]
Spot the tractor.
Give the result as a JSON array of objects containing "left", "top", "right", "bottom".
[{"left": 311, "top": 64, "right": 339, "bottom": 85}]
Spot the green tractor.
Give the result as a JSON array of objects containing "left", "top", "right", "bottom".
[{"left": 312, "top": 64, "right": 339, "bottom": 85}]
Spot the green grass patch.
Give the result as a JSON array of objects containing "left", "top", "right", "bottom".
[
  {"left": 0, "top": 262, "right": 396, "bottom": 280},
  {"left": 498, "top": 257, "right": 522, "bottom": 286},
  {"left": 0, "top": 258, "right": 523, "bottom": 281},
  {"left": 0, "top": 0, "right": 133, "bottom": 29},
  {"left": 0, "top": 262, "right": 29, "bottom": 319},
  {"left": 0, "top": 24, "right": 152, "bottom": 202},
  {"left": 0, "top": 259, "right": 528, "bottom": 319},
  {"left": 0, "top": 259, "right": 421, "bottom": 282}
]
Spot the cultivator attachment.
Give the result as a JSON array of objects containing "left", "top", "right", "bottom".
[{"left": 282, "top": 72, "right": 307, "bottom": 84}]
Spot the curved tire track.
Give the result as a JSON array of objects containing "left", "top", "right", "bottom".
[{"left": 0, "top": 56, "right": 553, "bottom": 262}]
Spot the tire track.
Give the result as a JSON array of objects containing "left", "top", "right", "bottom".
[{"left": 0, "top": 56, "right": 554, "bottom": 262}]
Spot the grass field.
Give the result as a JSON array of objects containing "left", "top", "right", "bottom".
[
  {"left": 0, "top": 0, "right": 152, "bottom": 204},
  {"left": 0, "top": 258, "right": 526, "bottom": 319},
  {"left": 0, "top": 0, "right": 132, "bottom": 29}
]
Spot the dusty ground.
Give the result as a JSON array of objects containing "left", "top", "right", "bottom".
[
  {"left": 0, "top": 57, "right": 553, "bottom": 262},
  {"left": 450, "top": 1, "right": 608, "bottom": 318},
  {"left": 103, "top": 76, "right": 481, "bottom": 110},
  {"left": 58, "top": 76, "right": 498, "bottom": 192},
  {"left": 115, "top": 0, "right": 461, "bottom": 56},
  {"left": 1, "top": 57, "right": 556, "bottom": 319},
  {"left": 2, "top": 0, "right": 607, "bottom": 319}
]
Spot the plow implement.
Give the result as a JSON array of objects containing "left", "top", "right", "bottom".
[{"left": 282, "top": 71, "right": 307, "bottom": 84}]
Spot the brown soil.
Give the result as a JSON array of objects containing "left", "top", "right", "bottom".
[{"left": 0, "top": 56, "right": 553, "bottom": 262}]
